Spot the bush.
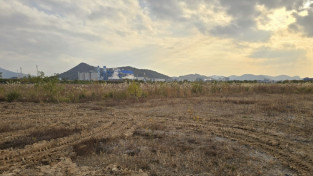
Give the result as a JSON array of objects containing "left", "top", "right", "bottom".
[
  {"left": 191, "top": 83, "right": 203, "bottom": 94},
  {"left": 6, "top": 91, "right": 21, "bottom": 102},
  {"left": 128, "top": 82, "right": 143, "bottom": 98}
]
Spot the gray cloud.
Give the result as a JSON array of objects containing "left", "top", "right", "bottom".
[
  {"left": 250, "top": 47, "right": 307, "bottom": 63},
  {"left": 0, "top": 0, "right": 132, "bottom": 74},
  {"left": 88, "top": 6, "right": 122, "bottom": 21},
  {"left": 0, "top": 4, "right": 99, "bottom": 56},
  {"left": 211, "top": 0, "right": 305, "bottom": 42},
  {"left": 143, "top": 0, "right": 306, "bottom": 42},
  {"left": 210, "top": 0, "right": 266, "bottom": 41},
  {"left": 290, "top": 10, "right": 313, "bottom": 37},
  {"left": 19, "top": 0, "right": 83, "bottom": 18},
  {"left": 211, "top": 25, "right": 271, "bottom": 42},
  {"left": 259, "top": 0, "right": 304, "bottom": 10},
  {"left": 144, "top": 0, "right": 185, "bottom": 21},
  {"left": 0, "top": 0, "right": 312, "bottom": 77}
]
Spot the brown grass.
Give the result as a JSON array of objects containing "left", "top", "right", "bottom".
[
  {"left": 0, "top": 83, "right": 312, "bottom": 175},
  {"left": 0, "top": 128, "right": 80, "bottom": 149},
  {"left": 0, "top": 82, "right": 313, "bottom": 103}
]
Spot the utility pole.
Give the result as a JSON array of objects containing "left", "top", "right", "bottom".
[{"left": 36, "top": 65, "right": 39, "bottom": 77}]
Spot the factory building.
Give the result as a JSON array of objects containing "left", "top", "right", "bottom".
[
  {"left": 108, "top": 68, "right": 135, "bottom": 80},
  {"left": 78, "top": 71, "right": 99, "bottom": 81},
  {"left": 78, "top": 66, "right": 135, "bottom": 81}
]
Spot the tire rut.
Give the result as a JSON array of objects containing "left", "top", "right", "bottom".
[
  {"left": 0, "top": 119, "right": 140, "bottom": 173},
  {"left": 156, "top": 118, "right": 313, "bottom": 175}
]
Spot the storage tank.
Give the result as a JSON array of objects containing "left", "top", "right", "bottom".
[{"left": 103, "top": 66, "right": 107, "bottom": 80}]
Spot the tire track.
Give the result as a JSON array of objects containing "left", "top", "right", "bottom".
[
  {"left": 152, "top": 117, "right": 313, "bottom": 175},
  {"left": 0, "top": 120, "right": 116, "bottom": 172},
  {"left": 0, "top": 116, "right": 143, "bottom": 173}
]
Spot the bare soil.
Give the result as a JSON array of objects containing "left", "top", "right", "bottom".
[{"left": 0, "top": 94, "right": 312, "bottom": 175}]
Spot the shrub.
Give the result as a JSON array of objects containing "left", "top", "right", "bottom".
[
  {"left": 128, "top": 82, "right": 143, "bottom": 98},
  {"left": 191, "top": 83, "right": 203, "bottom": 94},
  {"left": 6, "top": 91, "right": 20, "bottom": 102}
]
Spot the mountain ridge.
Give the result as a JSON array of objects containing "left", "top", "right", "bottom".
[
  {"left": 0, "top": 67, "right": 26, "bottom": 79},
  {"left": 0, "top": 64, "right": 303, "bottom": 81},
  {"left": 174, "top": 73, "right": 301, "bottom": 81},
  {"left": 228, "top": 74, "right": 301, "bottom": 81},
  {"left": 58, "top": 63, "right": 171, "bottom": 80}
]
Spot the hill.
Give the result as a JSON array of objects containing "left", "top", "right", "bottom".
[
  {"left": 0, "top": 67, "right": 26, "bottom": 79},
  {"left": 229, "top": 74, "right": 301, "bottom": 81},
  {"left": 58, "top": 63, "right": 95, "bottom": 80},
  {"left": 118, "top": 66, "right": 170, "bottom": 80},
  {"left": 58, "top": 63, "right": 171, "bottom": 80},
  {"left": 172, "top": 74, "right": 209, "bottom": 81},
  {"left": 172, "top": 74, "right": 228, "bottom": 81}
]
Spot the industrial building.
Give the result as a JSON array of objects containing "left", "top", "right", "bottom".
[
  {"left": 78, "top": 71, "right": 99, "bottom": 81},
  {"left": 78, "top": 66, "right": 135, "bottom": 81}
]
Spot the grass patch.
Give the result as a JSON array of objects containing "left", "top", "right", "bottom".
[{"left": 6, "top": 91, "right": 20, "bottom": 102}]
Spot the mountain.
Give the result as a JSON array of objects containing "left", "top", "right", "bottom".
[
  {"left": 58, "top": 63, "right": 171, "bottom": 80},
  {"left": 172, "top": 73, "right": 301, "bottom": 82},
  {"left": 272, "top": 75, "right": 301, "bottom": 81},
  {"left": 118, "top": 66, "right": 170, "bottom": 80},
  {"left": 59, "top": 62, "right": 95, "bottom": 80},
  {"left": 0, "top": 67, "right": 25, "bottom": 79},
  {"left": 172, "top": 74, "right": 228, "bottom": 81},
  {"left": 228, "top": 74, "right": 301, "bottom": 81},
  {"left": 172, "top": 74, "right": 209, "bottom": 81}
]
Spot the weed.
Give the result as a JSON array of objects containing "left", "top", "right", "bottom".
[
  {"left": 128, "top": 82, "right": 142, "bottom": 98},
  {"left": 191, "top": 82, "right": 203, "bottom": 95},
  {"left": 6, "top": 91, "right": 20, "bottom": 102},
  {"left": 1, "top": 82, "right": 313, "bottom": 103}
]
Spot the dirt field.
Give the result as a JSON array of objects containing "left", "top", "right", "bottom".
[{"left": 0, "top": 94, "right": 312, "bottom": 175}]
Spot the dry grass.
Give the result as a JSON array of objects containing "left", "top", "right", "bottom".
[
  {"left": 0, "top": 83, "right": 313, "bottom": 175},
  {"left": 0, "top": 128, "right": 81, "bottom": 150},
  {"left": 0, "top": 82, "right": 313, "bottom": 103}
]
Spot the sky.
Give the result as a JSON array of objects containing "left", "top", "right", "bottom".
[{"left": 0, "top": 0, "right": 313, "bottom": 77}]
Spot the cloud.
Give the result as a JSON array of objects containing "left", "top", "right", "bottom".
[
  {"left": 143, "top": 0, "right": 232, "bottom": 36},
  {"left": 143, "top": 0, "right": 184, "bottom": 21},
  {"left": 250, "top": 47, "right": 307, "bottom": 63},
  {"left": 0, "top": 0, "right": 154, "bottom": 74},
  {"left": 0, "top": 0, "right": 312, "bottom": 77},
  {"left": 259, "top": 0, "right": 304, "bottom": 10},
  {"left": 210, "top": 0, "right": 306, "bottom": 42},
  {"left": 290, "top": 10, "right": 313, "bottom": 37}
]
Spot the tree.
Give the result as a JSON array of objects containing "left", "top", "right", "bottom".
[{"left": 0, "top": 72, "right": 2, "bottom": 79}]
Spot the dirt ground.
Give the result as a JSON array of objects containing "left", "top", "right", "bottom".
[{"left": 0, "top": 94, "right": 312, "bottom": 175}]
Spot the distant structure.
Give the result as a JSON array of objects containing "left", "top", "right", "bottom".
[
  {"left": 107, "top": 68, "right": 135, "bottom": 80},
  {"left": 78, "top": 70, "right": 98, "bottom": 81},
  {"left": 78, "top": 66, "right": 135, "bottom": 81}
]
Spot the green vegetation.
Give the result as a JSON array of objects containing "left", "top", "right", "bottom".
[
  {"left": 127, "top": 82, "right": 143, "bottom": 98},
  {"left": 6, "top": 91, "right": 21, "bottom": 102}
]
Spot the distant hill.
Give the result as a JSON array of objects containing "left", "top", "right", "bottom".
[
  {"left": 59, "top": 63, "right": 95, "bottom": 80},
  {"left": 172, "top": 74, "right": 209, "bottom": 81},
  {"left": 118, "top": 66, "right": 170, "bottom": 80},
  {"left": 58, "top": 63, "right": 171, "bottom": 80},
  {"left": 229, "top": 74, "right": 301, "bottom": 81},
  {"left": 172, "top": 74, "right": 228, "bottom": 81},
  {"left": 172, "top": 73, "right": 301, "bottom": 82},
  {"left": 0, "top": 67, "right": 26, "bottom": 79}
]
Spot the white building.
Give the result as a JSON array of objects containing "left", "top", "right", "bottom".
[
  {"left": 151, "top": 78, "right": 166, "bottom": 82},
  {"left": 78, "top": 71, "right": 99, "bottom": 81}
]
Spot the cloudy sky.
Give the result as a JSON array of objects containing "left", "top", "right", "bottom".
[{"left": 0, "top": 0, "right": 313, "bottom": 77}]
